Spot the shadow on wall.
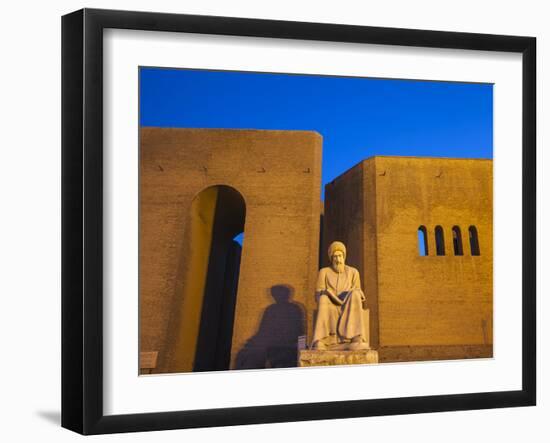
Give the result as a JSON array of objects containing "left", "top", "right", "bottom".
[{"left": 235, "top": 284, "right": 305, "bottom": 370}]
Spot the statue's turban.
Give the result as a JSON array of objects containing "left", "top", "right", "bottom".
[{"left": 328, "top": 241, "right": 346, "bottom": 260}]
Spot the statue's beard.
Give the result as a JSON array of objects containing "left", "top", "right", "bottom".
[{"left": 332, "top": 262, "right": 345, "bottom": 273}]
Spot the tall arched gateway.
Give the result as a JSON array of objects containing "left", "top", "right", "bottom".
[{"left": 167, "top": 185, "right": 246, "bottom": 372}]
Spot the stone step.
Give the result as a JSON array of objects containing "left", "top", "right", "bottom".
[{"left": 299, "top": 349, "right": 379, "bottom": 367}]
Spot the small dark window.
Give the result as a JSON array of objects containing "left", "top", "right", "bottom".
[
  {"left": 435, "top": 226, "right": 445, "bottom": 256},
  {"left": 418, "top": 226, "right": 428, "bottom": 256},
  {"left": 469, "top": 226, "right": 480, "bottom": 256},
  {"left": 452, "top": 226, "right": 463, "bottom": 256}
]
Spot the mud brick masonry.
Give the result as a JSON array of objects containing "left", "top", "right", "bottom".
[
  {"left": 323, "top": 156, "right": 492, "bottom": 362},
  {"left": 140, "top": 128, "right": 322, "bottom": 373},
  {"left": 140, "top": 128, "right": 493, "bottom": 373}
]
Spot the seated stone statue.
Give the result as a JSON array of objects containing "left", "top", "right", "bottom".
[{"left": 311, "top": 241, "right": 369, "bottom": 351}]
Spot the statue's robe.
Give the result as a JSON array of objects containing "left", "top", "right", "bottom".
[{"left": 312, "top": 265, "right": 367, "bottom": 346}]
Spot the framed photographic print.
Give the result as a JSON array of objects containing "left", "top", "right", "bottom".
[{"left": 61, "top": 8, "right": 536, "bottom": 435}]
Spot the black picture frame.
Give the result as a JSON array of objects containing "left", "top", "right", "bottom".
[{"left": 61, "top": 8, "right": 536, "bottom": 435}]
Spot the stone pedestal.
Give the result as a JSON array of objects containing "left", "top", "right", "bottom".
[{"left": 298, "top": 349, "right": 379, "bottom": 367}]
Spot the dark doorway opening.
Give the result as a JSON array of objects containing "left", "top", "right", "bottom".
[{"left": 192, "top": 186, "right": 246, "bottom": 372}]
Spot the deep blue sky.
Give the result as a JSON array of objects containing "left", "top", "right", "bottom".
[{"left": 140, "top": 67, "right": 493, "bottom": 199}]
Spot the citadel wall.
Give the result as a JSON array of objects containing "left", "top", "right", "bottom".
[
  {"left": 324, "top": 156, "right": 493, "bottom": 361},
  {"left": 140, "top": 128, "right": 322, "bottom": 373},
  {"left": 141, "top": 127, "right": 493, "bottom": 370}
]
